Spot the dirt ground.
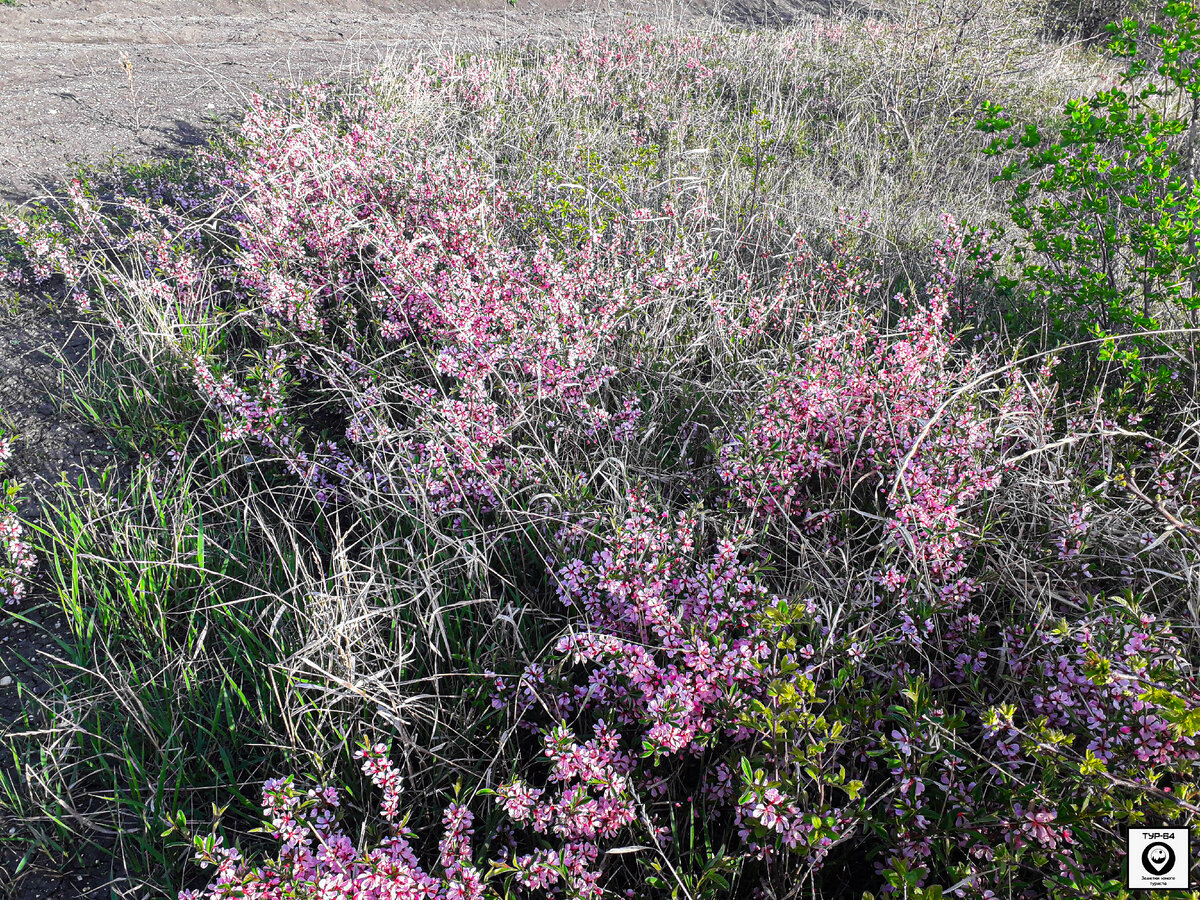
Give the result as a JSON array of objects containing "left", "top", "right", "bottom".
[
  {"left": 0, "top": 0, "right": 847, "bottom": 202},
  {"left": 2, "top": 0, "right": 713, "bottom": 204},
  {"left": 0, "top": 0, "right": 835, "bottom": 896}
]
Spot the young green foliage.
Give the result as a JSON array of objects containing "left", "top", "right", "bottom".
[{"left": 977, "top": 0, "right": 1200, "bottom": 387}]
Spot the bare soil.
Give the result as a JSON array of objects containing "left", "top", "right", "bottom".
[
  {"left": 0, "top": 0, "right": 738, "bottom": 204},
  {"left": 0, "top": 0, "right": 834, "bottom": 895}
]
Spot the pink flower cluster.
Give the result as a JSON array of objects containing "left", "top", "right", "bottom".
[
  {"left": 491, "top": 722, "right": 636, "bottom": 897},
  {"left": 181, "top": 740, "right": 483, "bottom": 900},
  {"left": 717, "top": 215, "right": 1039, "bottom": 583},
  {"left": 194, "top": 82, "right": 701, "bottom": 512},
  {"left": 0, "top": 434, "right": 34, "bottom": 604},
  {"left": 4, "top": 80, "right": 701, "bottom": 518},
  {"left": 484, "top": 495, "right": 833, "bottom": 883},
  {"left": 1000, "top": 612, "right": 1200, "bottom": 769},
  {"left": 550, "top": 496, "right": 775, "bottom": 754}
]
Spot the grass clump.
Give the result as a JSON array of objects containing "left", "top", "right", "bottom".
[{"left": 0, "top": 2, "right": 1198, "bottom": 899}]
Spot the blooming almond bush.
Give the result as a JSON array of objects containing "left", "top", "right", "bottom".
[
  {"left": 717, "top": 214, "right": 1037, "bottom": 585},
  {"left": 4, "top": 83, "right": 696, "bottom": 522},
  {"left": 470, "top": 219, "right": 1199, "bottom": 898},
  {"left": 489, "top": 497, "right": 779, "bottom": 894},
  {"left": 181, "top": 739, "right": 486, "bottom": 900},
  {"left": 488, "top": 505, "right": 1200, "bottom": 898}
]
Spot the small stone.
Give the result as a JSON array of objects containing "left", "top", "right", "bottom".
[{"left": 0, "top": 676, "right": 11, "bottom": 686}]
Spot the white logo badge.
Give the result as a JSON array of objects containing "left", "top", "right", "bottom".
[{"left": 1128, "top": 828, "right": 1190, "bottom": 890}]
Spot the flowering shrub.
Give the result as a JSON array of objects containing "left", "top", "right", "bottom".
[
  {"left": 212, "top": 85, "right": 652, "bottom": 481},
  {"left": 481, "top": 499, "right": 1200, "bottom": 898},
  {"left": 488, "top": 497, "right": 779, "bottom": 895},
  {"left": 716, "top": 214, "right": 1038, "bottom": 592},
  {"left": 470, "top": 217, "right": 1200, "bottom": 898},
  {"left": 0, "top": 429, "right": 33, "bottom": 604},
  {"left": 485, "top": 499, "right": 1200, "bottom": 899},
  {"left": 3, "top": 83, "right": 704, "bottom": 520},
  {"left": 182, "top": 739, "right": 486, "bottom": 900}
]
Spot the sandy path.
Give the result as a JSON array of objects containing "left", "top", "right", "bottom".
[{"left": 0, "top": 0, "right": 729, "bottom": 202}]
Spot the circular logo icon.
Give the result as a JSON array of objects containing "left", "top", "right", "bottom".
[{"left": 1142, "top": 841, "right": 1176, "bottom": 876}]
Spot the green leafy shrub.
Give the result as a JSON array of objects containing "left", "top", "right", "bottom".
[{"left": 977, "top": 0, "right": 1200, "bottom": 391}]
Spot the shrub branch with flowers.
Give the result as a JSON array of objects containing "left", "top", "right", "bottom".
[
  {"left": 0, "top": 429, "right": 34, "bottom": 604},
  {"left": 2, "top": 6, "right": 1200, "bottom": 900}
]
